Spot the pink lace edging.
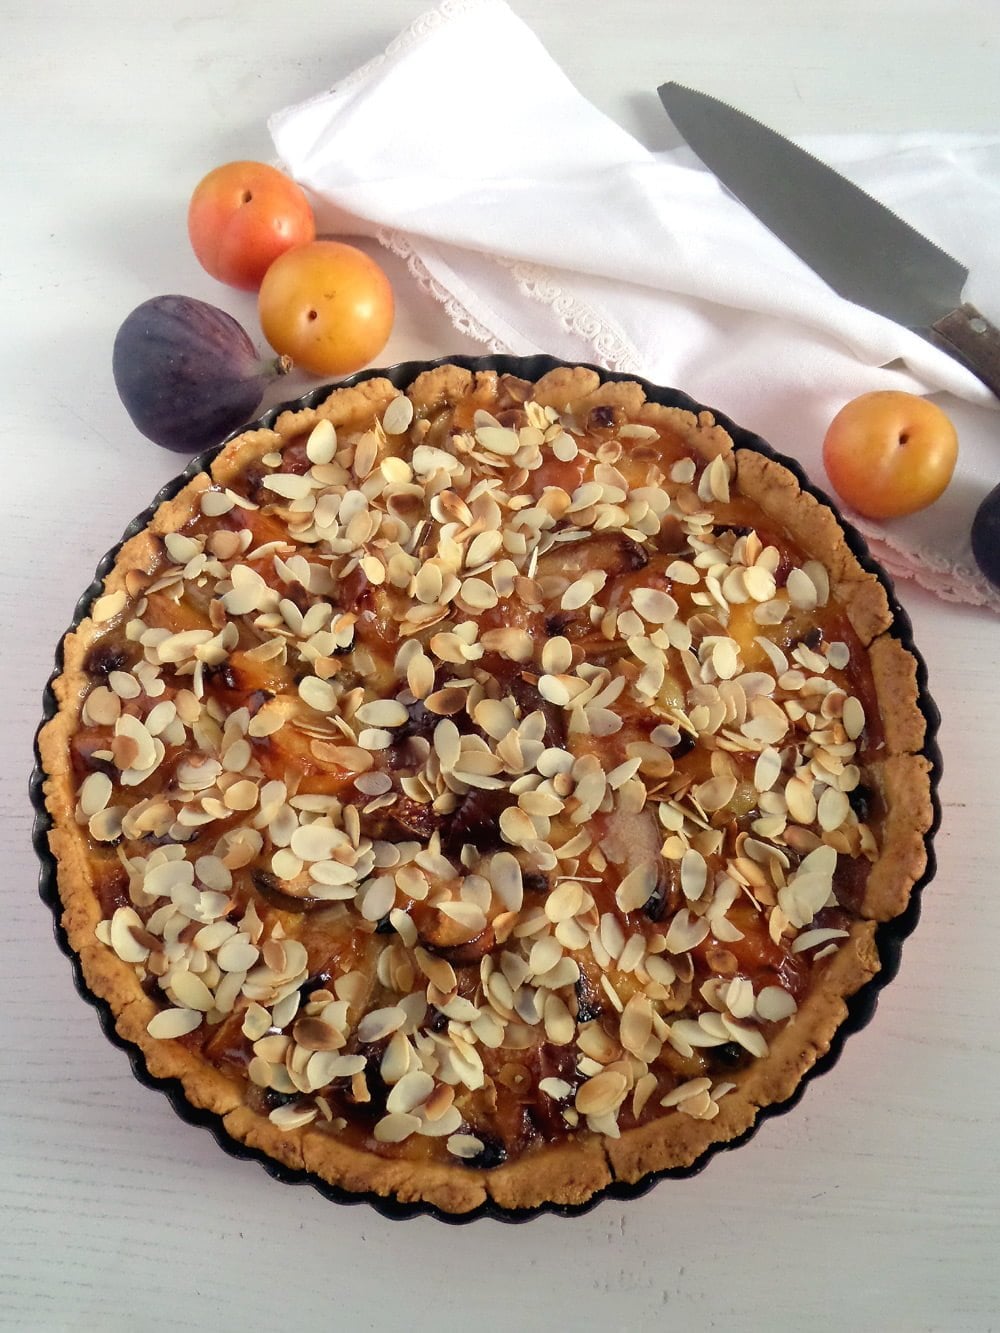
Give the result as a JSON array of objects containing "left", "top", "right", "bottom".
[{"left": 859, "top": 535, "right": 1000, "bottom": 614}]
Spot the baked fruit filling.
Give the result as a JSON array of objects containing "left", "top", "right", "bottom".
[{"left": 41, "top": 364, "right": 932, "bottom": 1213}]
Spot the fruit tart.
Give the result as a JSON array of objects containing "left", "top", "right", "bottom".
[{"left": 37, "top": 360, "right": 936, "bottom": 1216}]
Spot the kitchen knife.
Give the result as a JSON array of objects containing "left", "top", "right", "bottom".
[{"left": 657, "top": 81, "right": 1000, "bottom": 401}]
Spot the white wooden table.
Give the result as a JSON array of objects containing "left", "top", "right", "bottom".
[{"left": 4, "top": 3, "right": 999, "bottom": 1329}]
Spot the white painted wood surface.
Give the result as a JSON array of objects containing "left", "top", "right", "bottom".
[{"left": 4, "top": 3, "right": 999, "bottom": 1329}]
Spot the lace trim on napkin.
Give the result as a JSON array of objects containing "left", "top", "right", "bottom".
[
  {"left": 500, "top": 259, "right": 646, "bottom": 375},
  {"left": 376, "top": 229, "right": 649, "bottom": 374},
  {"left": 858, "top": 529, "right": 1000, "bottom": 613},
  {"left": 376, "top": 228, "right": 509, "bottom": 352}
]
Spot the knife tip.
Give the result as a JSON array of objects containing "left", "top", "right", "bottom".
[{"left": 657, "top": 81, "right": 699, "bottom": 109}]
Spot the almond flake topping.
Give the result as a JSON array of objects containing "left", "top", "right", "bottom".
[
  {"left": 382, "top": 394, "right": 414, "bottom": 436},
  {"left": 72, "top": 366, "right": 891, "bottom": 1176},
  {"left": 147, "top": 1008, "right": 202, "bottom": 1040},
  {"left": 631, "top": 587, "right": 678, "bottom": 624},
  {"left": 575, "top": 1070, "right": 628, "bottom": 1117}
]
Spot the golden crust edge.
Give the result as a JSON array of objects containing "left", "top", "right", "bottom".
[
  {"left": 734, "top": 447, "right": 933, "bottom": 908},
  {"left": 735, "top": 450, "right": 893, "bottom": 644},
  {"left": 869, "top": 635, "right": 928, "bottom": 756},
  {"left": 300, "top": 1131, "right": 489, "bottom": 1214},
  {"left": 485, "top": 1138, "right": 612, "bottom": 1211},
  {"left": 864, "top": 754, "right": 933, "bottom": 921},
  {"left": 606, "top": 922, "right": 879, "bottom": 1182},
  {"left": 37, "top": 467, "right": 222, "bottom": 962}
]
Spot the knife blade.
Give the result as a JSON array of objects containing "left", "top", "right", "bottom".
[{"left": 657, "top": 82, "right": 1000, "bottom": 401}]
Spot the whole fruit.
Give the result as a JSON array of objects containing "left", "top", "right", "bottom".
[
  {"left": 971, "top": 482, "right": 1000, "bottom": 589},
  {"left": 112, "top": 295, "right": 290, "bottom": 452},
  {"left": 188, "top": 161, "right": 315, "bottom": 291},
  {"left": 258, "top": 240, "right": 394, "bottom": 376},
  {"left": 822, "top": 390, "right": 958, "bottom": 520}
]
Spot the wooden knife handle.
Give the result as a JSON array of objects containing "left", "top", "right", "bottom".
[{"left": 929, "top": 303, "right": 1000, "bottom": 401}]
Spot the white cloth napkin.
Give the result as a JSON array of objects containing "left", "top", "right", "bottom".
[{"left": 269, "top": 0, "right": 1000, "bottom": 611}]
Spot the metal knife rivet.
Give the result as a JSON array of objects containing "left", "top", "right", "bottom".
[{"left": 970, "top": 317, "right": 988, "bottom": 334}]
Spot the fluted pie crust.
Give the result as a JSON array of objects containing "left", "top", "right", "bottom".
[{"left": 39, "top": 364, "right": 933, "bottom": 1215}]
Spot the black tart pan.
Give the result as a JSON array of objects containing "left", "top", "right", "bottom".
[{"left": 31, "top": 353, "right": 942, "bottom": 1223}]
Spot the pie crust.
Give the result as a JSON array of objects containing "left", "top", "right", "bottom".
[{"left": 38, "top": 362, "right": 934, "bottom": 1216}]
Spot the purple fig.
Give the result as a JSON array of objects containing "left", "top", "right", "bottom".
[
  {"left": 972, "top": 481, "right": 1000, "bottom": 590},
  {"left": 112, "top": 294, "right": 291, "bottom": 453}
]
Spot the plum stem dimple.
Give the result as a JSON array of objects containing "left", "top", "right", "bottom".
[{"left": 241, "top": 189, "right": 252, "bottom": 204}]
